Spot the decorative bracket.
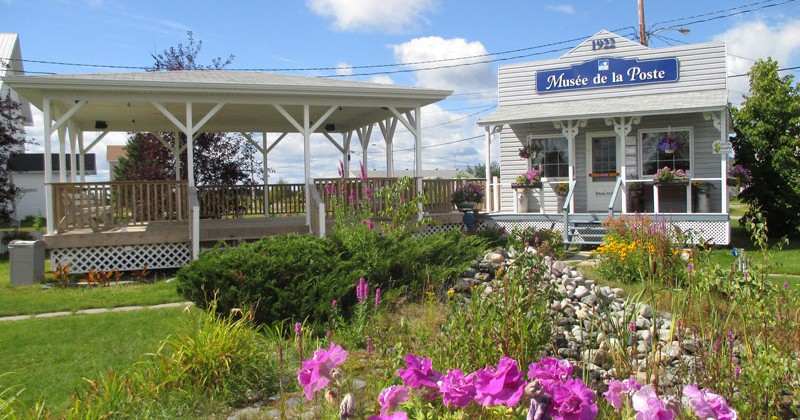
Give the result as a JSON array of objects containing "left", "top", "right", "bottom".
[
  {"left": 604, "top": 116, "right": 641, "bottom": 137},
  {"left": 703, "top": 112, "right": 723, "bottom": 133},
  {"left": 553, "top": 119, "right": 587, "bottom": 140}
]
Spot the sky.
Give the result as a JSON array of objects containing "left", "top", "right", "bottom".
[{"left": 2, "top": 0, "right": 800, "bottom": 182}]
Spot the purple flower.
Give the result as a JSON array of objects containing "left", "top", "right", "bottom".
[
  {"left": 366, "top": 337, "right": 373, "bottom": 355},
  {"left": 378, "top": 385, "right": 409, "bottom": 414},
  {"left": 734, "top": 365, "right": 741, "bottom": 378},
  {"left": 439, "top": 369, "right": 477, "bottom": 408},
  {"left": 324, "top": 183, "right": 335, "bottom": 195},
  {"left": 474, "top": 356, "right": 527, "bottom": 407},
  {"left": 549, "top": 378, "right": 597, "bottom": 420},
  {"left": 338, "top": 160, "right": 344, "bottom": 177},
  {"left": 357, "top": 277, "right": 369, "bottom": 304},
  {"left": 629, "top": 321, "right": 637, "bottom": 333},
  {"left": 683, "top": 385, "right": 737, "bottom": 420},
  {"left": 397, "top": 354, "right": 442, "bottom": 393},
  {"left": 527, "top": 357, "right": 574, "bottom": 394},
  {"left": 294, "top": 322, "right": 302, "bottom": 336},
  {"left": 296, "top": 342, "right": 347, "bottom": 400},
  {"left": 360, "top": 161, "right": 368, "bottom": 181},
  {"left": 365, "top": 186, "right": 372, "bottom": 200},
  {"left": 375, "top": 288, "right": 381, "bottom": 309},
  {"left": 631, "top": 385, "right": 674, "bottom": 420},
  {"left": 368, "top": 413, "right": 408, "bottom": 420},
  {"left": 368, "top": 220, "right": 374, "bottom": 230},
  {"left": 784, "top": 281, "right": 790, "bottom": 289},
  {"left": 332, "top": 299, "right": 338, "bottom": 309},
  {"left": 603, "top": 379, "right": 641, "bottom": 410}
]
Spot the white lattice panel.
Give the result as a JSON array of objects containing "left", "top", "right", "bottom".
[
  {"left": 482, "top": 219, "right": 565, "bottom": 235},
  {"left": 51, "top": 243, "right": 191, "bottom": 274},
  {"left": 670, "top": 221, "right": 730, "bottom": 246}
]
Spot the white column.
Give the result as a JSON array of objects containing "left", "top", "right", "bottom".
[
  {"left": 303, "top": 105, "right": 311, "bottom": 226},
  {"left": 268, "top": 131, "right": 269, "bottom": 216},
  {"left": 43, "top": 98, "right": 54, "bottom": 234},
  {"left": 414, "top": 107, "right": 423, "bottom": 219},
  {"left": 174, "top": 132, "right": 182, "bottom": 181},
  {"left": 186, "top": 104, "right": 194, "bottom": 187},
  {"left": 484, "top": 126, "right": 492, "bottom": 212},
  {"left": 343, "top": 131, "right": 352, "bottom": 178},
  {"left": 78, "top": 130, "right": 86, "bottom": 182},
  {"left": 58, "top": 125, "right": 67, "bottom": 182}
]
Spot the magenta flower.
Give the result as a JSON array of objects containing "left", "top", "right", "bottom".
[
  {"left": 375, "top": 288, "right": 382, "bottom": 309},
  {"left": 397, "top": 354, "right": 442, "bottom": 393},
  {"left": 603, "top": 380, "right": 625, "bottom": 410},
  {"left": 324, "top": 183, "right": 335, "bottom": 195},
  {"left": 439, "top": 369, "right": 477, "bottom": 408},
  {"left": 527, "top": 357, "right": 574, "bottom": 394},
  {"left": 631, "top": 385, "right": 674, "bottom": 420},
  {"left": 365, "top": 186, "right": 372, "bottom": 200},
  {"left": 338, "top": 160, "right": 344, "bottom": 177},
  {"left": 294, "top": 322, "right": 302, "bottom": 337},
  {"left": 366, "top": 337, "right": 373, "bottom": 355},
  {"left": 357, "top": 277, "right": 369, "bottom": 304},
  {"left": 683, "top": 385, "right": 737, "bottom": 420},
  {"left": 368, "top": 220, "right": 374, "bottom": 230},
  {"left": 378, "top": 385, "right": 409, "bottom": 414},
  {"left": 360, "top": 161, "right": 368, "bottom": 181},
  {"left": 296, "top": 342, "right": 347, "bottom": 400},
  {"left": 332, "top": 299, "right": 338, "bottom": 309},
  {"left": 549, "top": 378, "right": 597, "bottom": 420},
  {"left": 474, "top": 356, "right": 526, "bottom": 407},
  {"left": 367, "top": 413, "right": 408, "bottom": 420}
]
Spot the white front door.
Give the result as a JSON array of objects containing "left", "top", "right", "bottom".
[{"left": 586, "top": 132, "right": 621, "bottom": 212}]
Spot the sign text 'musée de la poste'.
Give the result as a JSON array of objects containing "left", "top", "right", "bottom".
[{"left": 536, "top": 57, "right": 679, "bottom": 93}]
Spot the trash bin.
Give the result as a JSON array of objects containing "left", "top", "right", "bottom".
[{"left": 9, "top": 240, "right": 45, "bottom": 286}]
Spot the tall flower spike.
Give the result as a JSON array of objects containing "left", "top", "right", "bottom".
[
  {"left": 360, "top": 161, "right": 367, "bottom": 181},
  {"left": 338, "top": 160, "right": 344, "bottom": 177}
]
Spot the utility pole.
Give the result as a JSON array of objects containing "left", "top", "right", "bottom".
[{"left": 638, "top": 0, "right": 647, "bottom": 46}]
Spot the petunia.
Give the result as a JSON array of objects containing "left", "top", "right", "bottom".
[
  {"left": 474, "top": 356, "right": 527, "bottom": 407},
  {"left": 397, "top": 354, "right": 442, "bottom": 394},
  {"left": 631, "top": 385, "right": 674, "bottom": 420},
  {"left": 549, "top": 378, "right": 597, "bottom": 420},
  {"left": 683, "top": 385, "right": 737, "bottom": 420},
  {"left": 367, "top": 412, "right": 408, "bottom": 420},
  {"left": 378, "top": 385, "right": 409, "bottom": 414},
  {"left": 296, "top": 342, "right": 348, "bottom": 400},
  {"left": 527, "top": 357, "right": 574, "bottom": 395},
  {"left": 439, "top": 369, "right": 477, "bottom": 408}
]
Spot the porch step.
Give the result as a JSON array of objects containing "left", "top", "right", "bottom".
[{"left": 565, "top": 220, "right": 606, "bottom": 246}]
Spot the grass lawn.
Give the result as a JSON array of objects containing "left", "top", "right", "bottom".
[
  {"left": 0, "top": 307, "right": 188, "bottom": 411},
  {"left": 0, "top": 254, "right": 184, "bottom": 316}
]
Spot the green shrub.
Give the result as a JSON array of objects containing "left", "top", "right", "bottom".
[{"left": 175, "top": 234, "right": 346, "bottom": 325}]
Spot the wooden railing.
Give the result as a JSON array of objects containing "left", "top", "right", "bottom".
[
  {"left": 422, "top": 178, "right": 486, "bottom": 213},
  {"left": 195, "top": 183, "right": 305, "bottom": 218},
  {"left": 53, "top": 181, "right": 188, "bottom": 232},
  {"left": 314, "top": 177, "right": 486, "bottom": 215}
]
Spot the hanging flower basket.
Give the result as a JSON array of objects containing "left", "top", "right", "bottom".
[
  {"left": 513, "top": 168, "right": 543, "bottom": 189},
  {"left": 657, "top": 136, "right": 680, "bottom": 154},
  {"left": 518, "top": 143, "right": 541, "bottom": 159}
]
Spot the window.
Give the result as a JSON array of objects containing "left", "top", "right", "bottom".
[
  {"left": 527, "top": 136, "right": 568, "bottom": 178},
  {"left": 640, "top": 128, "right": 691, "bottom": 176}
]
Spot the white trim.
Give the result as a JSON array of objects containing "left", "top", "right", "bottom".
[{"left": 637, "top": 126, "right": 694, "bottom": 177}]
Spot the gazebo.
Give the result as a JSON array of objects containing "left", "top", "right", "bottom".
[{"left": 2, "top": 70, "right": 456, "bottom": 272}]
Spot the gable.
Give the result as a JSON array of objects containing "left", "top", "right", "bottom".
[{"left": 561, "top": 30, "right": 648, "bottom": 59}]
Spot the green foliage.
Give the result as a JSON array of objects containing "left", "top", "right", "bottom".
[
  {"left": 731, "top": 58, "right": 800, "bottom": 237},
  {"left": 175, "top": 234, "right": 344, "bottom": 325},
  {"left": 375, "top": 176, "right": 431, "bottom": 238},
  {"left": 436, "top": 240, "right": 553, "bottom": 371},
  {"left": 594, "top": 215, "right": 687, "bottom": 287},
  {"left": 513, "top": 225, "right": 564, "bottom": 259},
  {"left": 0, "top": 93, "right": 26, "bottom": 223},
  {"left": 68, "top": 304, "right": 277, "bottom": 418},
  {"left": 0, "top": 373, "right": 23, "bottom": 420}
]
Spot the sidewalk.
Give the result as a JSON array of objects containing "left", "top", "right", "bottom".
[{"left": 0, "top": 301, "right": 194, "bottom": 322}]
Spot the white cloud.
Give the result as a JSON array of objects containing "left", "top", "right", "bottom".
[
  {"left": 306, "top": 0, "right": 437, "bottom": 33},
  {"left": 336, "top": 62, "right": 353, "bottom": 76},
  {"left": 392, "top": 36, "right": 496, "bottom": 96},
  {"left": 546, "top": 4, "right": 575, "bottom": 14},
  {"left": 368, "top": 75, "right": 395, "bottom": 85},
  {"left": 714, "top": 19, "right": 800, "bottom": 104}
]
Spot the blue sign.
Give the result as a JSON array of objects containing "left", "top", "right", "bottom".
[{"left": 536, "top": 57, "right": 679, "bottom": 93}]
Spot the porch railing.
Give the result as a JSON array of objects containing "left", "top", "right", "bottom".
[
  {"left": 53, "top": 181, "right": 189, "bottom": 232},
  {"left": 423, "top": 178, "right": 487, "bottom": 213},
  {"left": 196, "top": 183, "right": 306, "bottom": 218}
]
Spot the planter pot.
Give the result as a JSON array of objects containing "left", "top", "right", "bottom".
[
  {"left": 516, "top": 190, "right": 529, "bottom": 213},
  {"left": 511, "top": 182, "right": 542, "bottom": 189},
  {"left": 654, "top": 179, "right": 689, "bottom": 187},
  {"left": 556, "top": 194, "right": 566, "bottom": 214},
  {"left": 662, "top": 148, "right": 675, "bottom": 154},
  {"left": 455, "top": 201, "right": 477, "bottom": 211}
]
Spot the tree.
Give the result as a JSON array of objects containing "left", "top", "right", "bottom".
[
  {"left": 0, "top": 92, "right": 26, "bottom": 222},
  {"left": 731, "top": 58, "right": 800, "bottom": 237},
  {"left": 115, "top": 32, "right": 262, "bottom": 186},
  {"left": 463, "top": 161, "right": 500, "bottom": 179}
]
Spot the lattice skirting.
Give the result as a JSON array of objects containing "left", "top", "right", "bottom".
[
  {"left": 670, "top": 221, "right": 730, "bottom": 246},
  {"left": 50, "top": 243, "right": 191, "bottom": 274},
  {"left": 416, "top": 220, "right": 565, "bottom": 237}
]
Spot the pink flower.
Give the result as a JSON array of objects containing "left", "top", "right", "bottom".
[
  {"left": 474, "top": 356, "right": 526, "bottom": 407},
  {"left": 375, "top": 288, "right": 381, "bottom": 309},
  {"left": 357, "top": 277, "right": 369, "bottom": 304},
  {"left": 527, "top": 357, "right": 574, "bottom": 394},
  {"left": 603, "top": 378, "right": 642, "bottom": 410},
  {"left": 324, "top": 183, "right": 335, "bottom": 195},
  {"left": 549, "top": 378, "right": 597, "bottom": 420},
  {"left": 296, "top": 342, "right": 347, "bottom": 400},
  {"left": 366, "top": 337, "right": 373, "bottom": 355},
  {"left": 338, "top": 160, "right": 344, "bottom": 177},
  {"left": 360, "top": 161, "right": 368, "bottom": 181},
  {"left": 631, "top": 385, "right": 674, "bottom": 420},
  {"left": 378, "top": 385, "right": 409, "bottom": 414},
  {"left": 368, "top": 413, "right": 408, "bottom": 420},
  {"left": 683, "top": 385, "right": 737, "bottom": 420},
  {"left": 439, "top": 369, "right": 477, "bottom": 408},
  {"left": 332, "top": 299, "right": 337, "bottom": 308},
  {"left": 294, "top": 322, "right": 302, "bottom": 336},
  {"left": 397, "top": 354, "right": 442, "bottom": 394},
  {"left": 365, "top": 186, "right": 372, "bottom": 200}
]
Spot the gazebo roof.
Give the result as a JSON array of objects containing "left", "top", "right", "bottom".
[{"left": 2, "top": 70, "right": 451, "bottom": 133}]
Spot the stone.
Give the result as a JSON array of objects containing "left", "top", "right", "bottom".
[
  {"left": 575, "top": 309, "right": 588, "bottom": 320},
  {"left": 551, "top": 261, "right": 567, "bottom": 276},
  {"left": 453, "top": 279, "right": 473, "bottom": 293},
  {"left": 574, "top": 285, "right": 590, "bottom": 299},
  {"left": 550, "top": 302, "right": 562, "bottom": 312},
  {"left": 682, "top": 339, "right": 698, "bottom": 355},
  {"left": 474, "top": 273, "right": 491, "bottom": 282},
  {"left": 580, "top": 294, "right": 597, "bottom": 306},
  {"left": 639, "top": 304, "right": 653, "bottom": 318},
  {"left": 484, "top": 252, "right": 504, "bottom": 264},
  {"left": 658, "top": 329, "right": 673, "bottom": 343},
  {"left": 556, "top": 317, "right": 571, "bottom": 327},
  {"left": 635, "top": 316, "right": 652, "bottom": 330},
  {"left": 462, "top": 267, "right": 479, "bottom": 278},
  {"left": 563, "top": 307, "right": 575, "bottom": 318},
  {"left": 352, "top": 378, "right": 367, "bottom": 390}
]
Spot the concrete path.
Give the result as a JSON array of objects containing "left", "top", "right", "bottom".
[{"left": 0, "top": 301, "right": 194, "bottom": 322}]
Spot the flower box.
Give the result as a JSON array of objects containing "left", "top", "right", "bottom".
[
  {"left": 653, "top": 179, "right": 689, "bottom": 187},
  {"left": 511, "top": 182, "right": 542, "bottom": 189}
]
